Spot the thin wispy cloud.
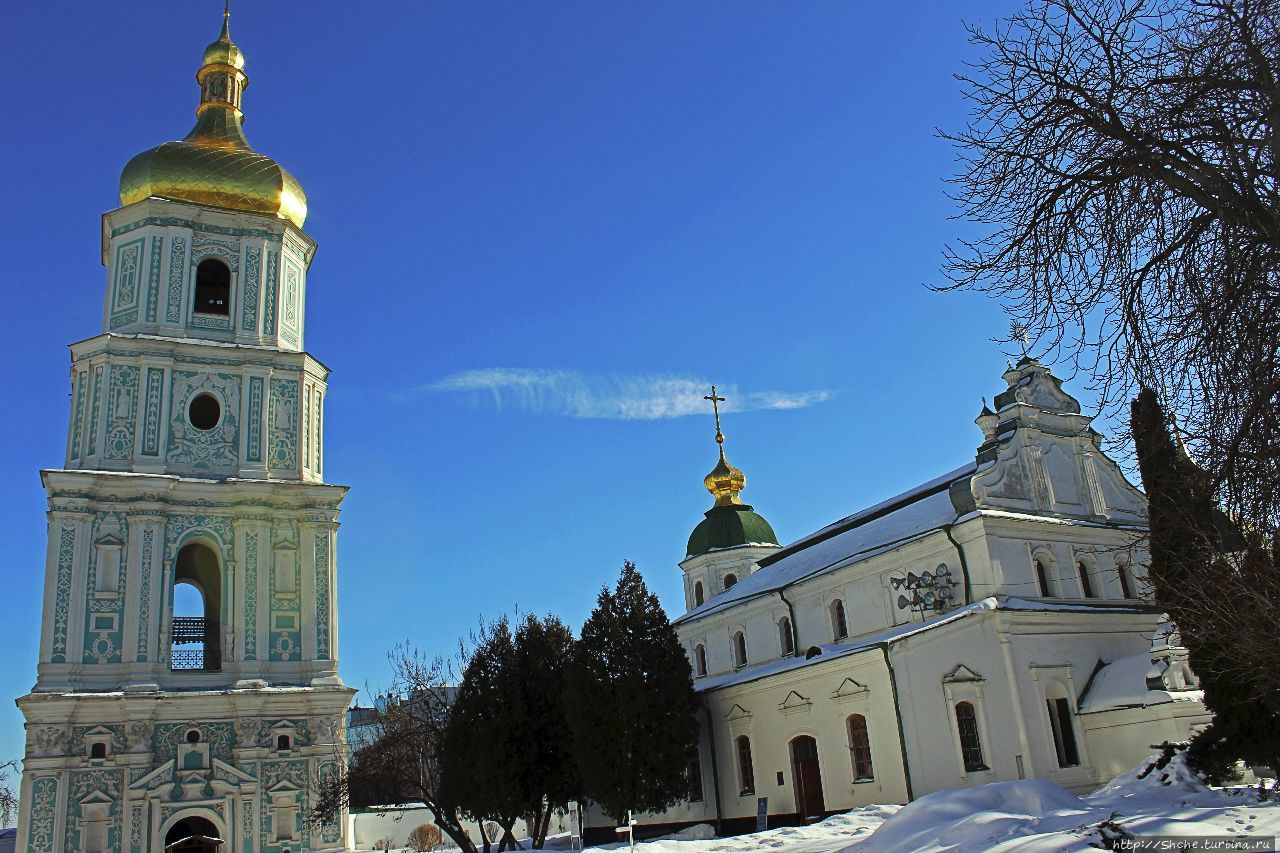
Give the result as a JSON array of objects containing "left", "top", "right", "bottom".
[{"left": 412, "top": 369, "right": 836, "bottom": 421}]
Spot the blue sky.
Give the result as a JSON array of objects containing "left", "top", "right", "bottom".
[{"left": 0, "top": 1, "right": 1078, "bottom": 765}]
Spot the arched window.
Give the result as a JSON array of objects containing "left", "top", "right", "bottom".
[
  {"left": 194, "top": 258, "right": 231, "bottom": 316},
  {"left": 172, "top": 542, "right": 222, "bottom": 671},
  {"left": 694, "top": 644, "right": 707, "bottom": 678},
  {"left": 1117, "top": 561, "right": 1135, "bottom": 599},
  {"left": 694, "top": 580, "right": 704, "bottom": 607},
  {"left": 831, "top": 599, "right": 848, "bottom": 640},
  {"left": 732, "top": 631, "right": 748, "bottom": 668},
  {"left": 724, "top": 573, "right": 738, "bottom": 591},
  {"left": 735, "top": 735, "right": 755, "bottom": 795},
  {"left": 954, "top": 701, "right": 986, "bottom": 772},
  {"left": 277, "top": 734, "right": 292, "bottom": 751},
  {"left": 1045, "top": 683, "right": 1080, "bottom": 767},
  {"left": 1077, "top": 561, "right": 1097, "bottom": 598},
  {"left": 847, "top": 714, "right": 874, "bottom": 781},
  {"left": 89, "top": 742, "right": 107, "bottom": 760},
  {"left": 1034, "top": 558, "right": 1054, "bottom": 597},
  {"left": 778, "top": 616, "right": 795, "bottom": 657}
]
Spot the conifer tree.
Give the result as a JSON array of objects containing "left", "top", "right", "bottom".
[
  {"left": 564, "top": 561, "right": 699, "bottom": 825},
  {"left": 440, "top": 618, "right": 523, "bottom": 851},
  {"left": 1131, "top": 389, "right": 1280, "bottom": 780},
  {"left": 508, "top": 614, "right": 580, "bottom": 848}
]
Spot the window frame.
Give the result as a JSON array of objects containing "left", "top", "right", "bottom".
[
  {"left": 735, "top": 735, "right": 755, "bottom": 796},
  {"left": 954, "top": 701, "right": 987, "bottom": 773},
  {"left": 193, "top": 257, "right": 233, "bottom": 317},
  {"left": 731, "top": 631, "right": 748, "bottom": 668},
  {"left": 1076, "top": 558, "right": 1097, "bottom": 599},
  {"left": 847, "top": 714, "right": 874, "bottom": 782},
  {"left": 778, "top": 616, "right": 795, "bottom": 657},
  {"left": 831, "top": 598, "right": 849, "bottom": 640}
]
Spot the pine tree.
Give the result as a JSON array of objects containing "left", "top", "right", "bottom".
[
  {"left": 564, "top": 561, "right": 700, "bottom": 825},
  {"left": 1131, "top": 389, "right": 1280, "bottom": 780}
]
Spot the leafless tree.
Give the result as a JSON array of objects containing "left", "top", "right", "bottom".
[
  {"left": 0, "top": 760, "right": 18, "bottom": 826},
  {"left": 311, "top": 644, "right": 479, "bottom": 853},
  {"left": 941, "top": 0, "right": 1280, "bottom": 530}
]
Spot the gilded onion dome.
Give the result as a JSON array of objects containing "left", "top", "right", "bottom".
[
  {"left": 687, "top": 388, "right": 779, "bottom": 557},
  {"left": 119, "top": 7, "right": 307, "bottom": 228},
  {"left": 704, "top": 447, "right": 746, "bottom": 507}
]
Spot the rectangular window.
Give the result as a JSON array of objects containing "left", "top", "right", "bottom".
[
  {"left": 848, "top": 715, "right": 874, "bottom": 781},
  {"left": 955, "top": 702, "right": 987, "bottom": 772},
  {"left": 1047, "top": 697, "right": 1080, "bottom": 767},
  {"left": 687, "top": 755, "right": 704, "bottom": 803},
  {"left": 736, "top": 736, "right": 755, "bottom": 795}
]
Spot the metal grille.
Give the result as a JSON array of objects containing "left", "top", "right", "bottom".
[
  {"left": 171, "top": 648, "right": 205, "bottom": 670},
  {"left": 171, "top": 617, "right": 209, "bottom": 644}
]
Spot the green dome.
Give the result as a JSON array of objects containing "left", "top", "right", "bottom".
[{"left": 687, "top": 504, "right": 779, "bottom": 557}]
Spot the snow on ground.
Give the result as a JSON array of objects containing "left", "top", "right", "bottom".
[
  {"left": 574, "top": 752, "right": 1280, "bottom": 853},
  {"left": 856, "top": 751, "right": 1279, "bottom": 852},
  {"left": 577, "top": 806, "right": 900, "bottom": 852}
]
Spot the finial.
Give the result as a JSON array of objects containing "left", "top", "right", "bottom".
[
  {"left": 221, "top": 0, "right": 232, "bottom": 40},
  {"left": 704, "top": 386, "right": 726, "bottom": 446},
  {"left": 1010, "top": 320, "right": 1030, "bottom": 355},
  {"left": 701, "top": 386, "right": 745, "bottom": 506}
]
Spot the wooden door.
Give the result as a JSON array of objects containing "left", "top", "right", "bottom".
[{"left": 790, "top": 735, "right": 826, "bottom": 821}]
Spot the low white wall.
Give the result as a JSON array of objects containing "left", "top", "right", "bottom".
[{"left": 348, "top": 807, "right": 536, "bottom": 851}]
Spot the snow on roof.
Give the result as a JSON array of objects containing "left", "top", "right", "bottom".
[
  {"left": 676, "top": 480, "right": 966, "bottom": 625},
  {"left": 695, "top": 598, "right": 1000, "bottom": 692},
  {"left": 694, "top": 596, "right": 1149, "bottom": 694},
  {"left": 1077, "top": 652, "right": 1204, "bottom": 713}
]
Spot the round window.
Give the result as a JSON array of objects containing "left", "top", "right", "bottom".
[
  {"left": 188, "top": 393, "right": 221, "bottom": 431},
  {"left": 185, "top": 729, "right": 201, "bottom": 744}
]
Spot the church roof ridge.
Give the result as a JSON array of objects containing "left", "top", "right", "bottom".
[{"left": 758, "top": 461, "right": 977, "bottom": 568}]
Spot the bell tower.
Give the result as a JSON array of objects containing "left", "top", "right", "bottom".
[{"left": 17, "top": 9, "right": 353, "bottom": 852}]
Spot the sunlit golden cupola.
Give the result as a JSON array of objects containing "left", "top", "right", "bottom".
[
  {"left": 687, "top": 387, "right": 779, "bottom": 557},
  {"left": 118, "top": 5, "right": 308, "bottom": 228}
]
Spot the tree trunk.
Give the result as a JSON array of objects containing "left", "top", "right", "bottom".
[{"left": 433, "top": 812, "right": 479, "bottom": 853}]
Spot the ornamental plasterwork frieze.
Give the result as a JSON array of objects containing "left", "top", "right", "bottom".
[
  {"left": 30, "top": 725, "right": 70, "bottom": 757},
  {"left": 110, "top": 215, "right": 278, "bottom": 241}
]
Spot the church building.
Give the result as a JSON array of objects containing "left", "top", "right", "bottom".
[
  {"left": 631, "top": 359, "right": 1209, "bottom": 835},
  {"left": 17, "top": 11, "right": 353, "bottom": 852}
]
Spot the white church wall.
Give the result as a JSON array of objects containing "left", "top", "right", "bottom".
[
  {"left": 697, "top": 646, "right": 908, "bottom": 824},
  {"left": 1079, "top": 702, "right": 1212, "bottom": 783}
]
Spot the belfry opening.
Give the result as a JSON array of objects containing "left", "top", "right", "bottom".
[{"left": 172, "top": 543, "right": 222, "bottom": 671}]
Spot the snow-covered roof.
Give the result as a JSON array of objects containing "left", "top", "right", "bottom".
[
  {"left": 695, "top": 596, "right": 1150, "bottom": 694},
  {"left": 675, "top": 464, "right": 975, "bottom": 625},
  {"left": 1077, "top": 653, "right": 1204, "bottom": 713}
]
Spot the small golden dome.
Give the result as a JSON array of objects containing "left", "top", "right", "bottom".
[
  {"left": 202, "top": 29, "right": 245, "bottom": 71},
  {"left": 704, "top": 447, "right": 746, "bottom": 507},
  {"left": 118, "top": 8, "right": 307, "bottom": 228}
]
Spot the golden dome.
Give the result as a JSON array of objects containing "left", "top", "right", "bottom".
[
  {"left": 118, "top": 8, "right": 307, "bottom": 228},
  {"left": 704, "top": 447, "right": 746, "bottom": 507},
  {"left": 202, "top": 11, "right": 245, "bottom": 71}
]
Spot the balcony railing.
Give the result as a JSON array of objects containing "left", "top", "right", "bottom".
[
  {"left": 170, "top": 648, "right": 206, "bottom": 670},
  {"left": 170, "top": 617, "right": 221, "bottom": 671},
  {"left": 171, "top": 616, "right": 210, "bottom": 644}
]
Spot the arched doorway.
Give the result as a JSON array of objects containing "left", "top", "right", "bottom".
[
  {"left": 164, "top": 815, "right": 224, "bottom": 851},
  {"left": 789, "top": 735, "right": 826, "bottom": 822}
]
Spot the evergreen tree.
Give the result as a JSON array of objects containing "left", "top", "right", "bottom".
[
  {"left": 438, "top": 614, "right": 581, "bottom": 850},
  {"left": 564, "top": 561, "right": 700, "bottom": 825},
  {"left": 508, "top": 614, "right": 580, "bottom": 848},
  {"left": 439, "top": 618, "right": 524, "bottom": 851},
  {"left": 1131, "top": 389, "right": 1280, "bottom": 780}
]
